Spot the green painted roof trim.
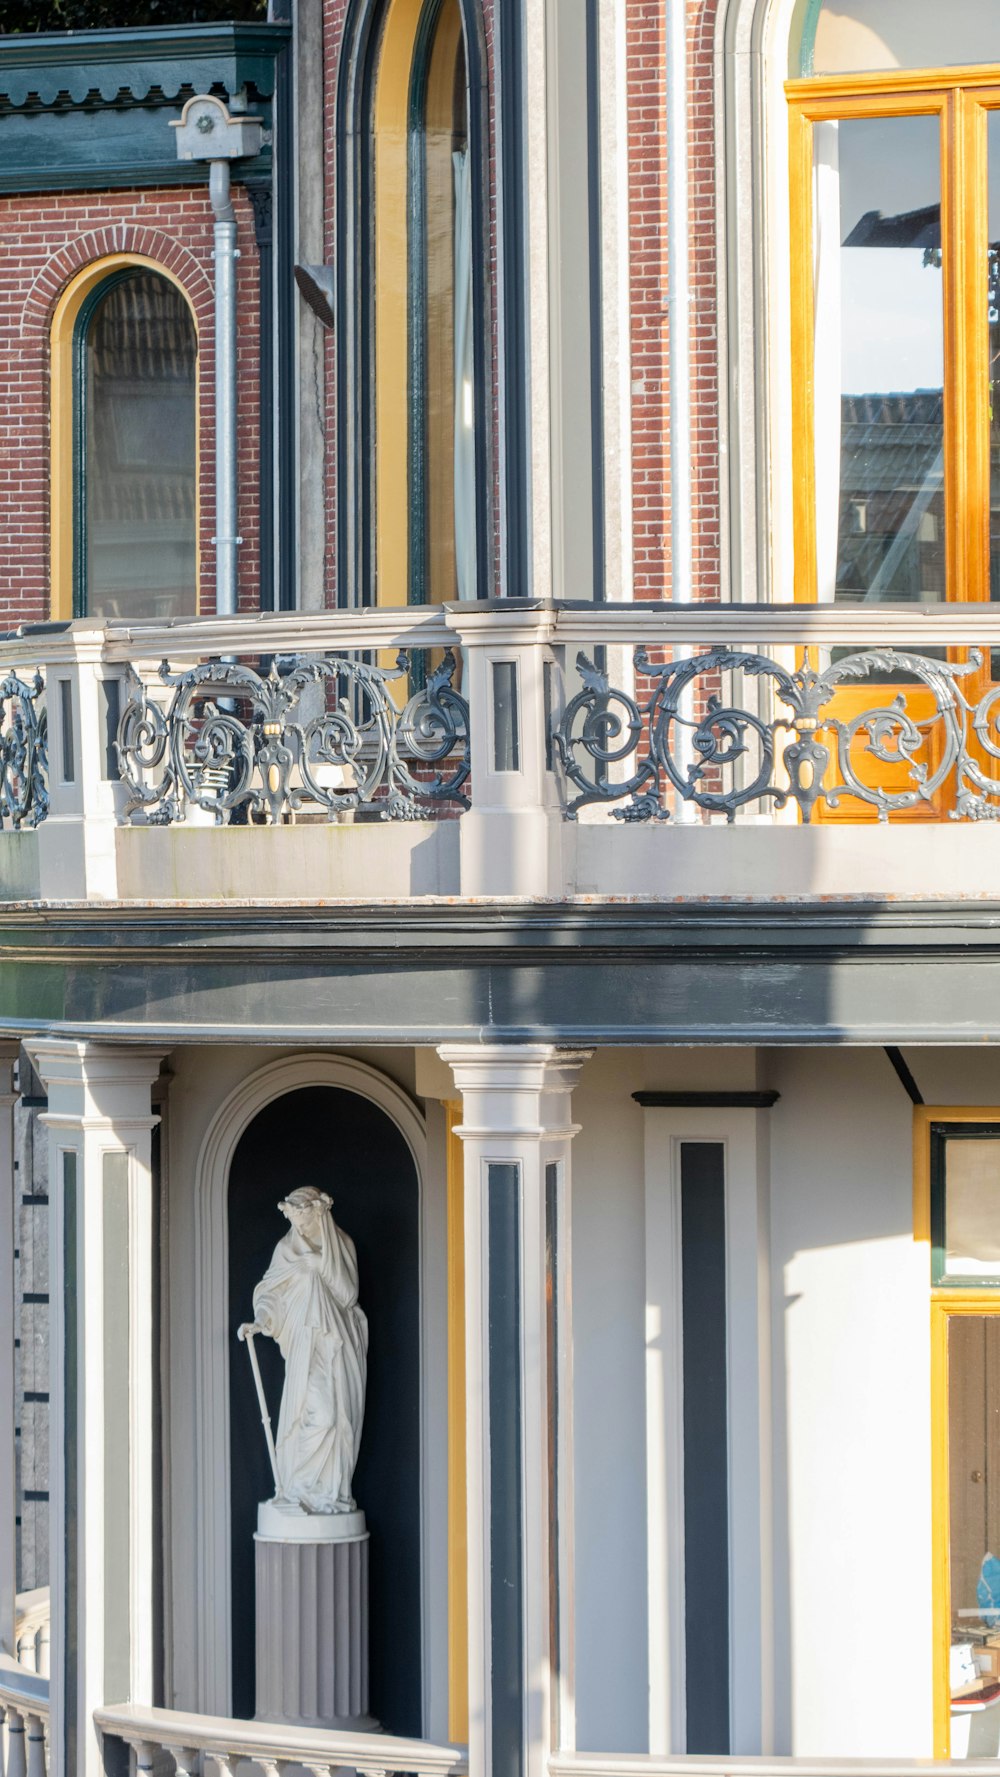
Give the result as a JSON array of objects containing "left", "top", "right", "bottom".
[{"left": 0, "top": 21, "right": 290, "bottom": 109}]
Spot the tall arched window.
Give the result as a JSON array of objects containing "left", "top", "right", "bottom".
[
  {"left": 52, "top": 264, "right": 198, "bottom": 622},
  {"left": 336, "top": 0, "right": 488, "bottom": 608}
]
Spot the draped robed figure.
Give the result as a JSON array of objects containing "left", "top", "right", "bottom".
[{"left": 249, "top": 1186, "right": 368, "bottom": 1514}]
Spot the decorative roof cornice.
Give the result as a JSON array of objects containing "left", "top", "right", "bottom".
[{"left": 0, "top": 21, "right": 290, "bottom": 110}]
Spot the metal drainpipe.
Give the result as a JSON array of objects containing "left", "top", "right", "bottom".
[
  {"left": 210, "top": 158, "right": 241, "bottom": 617},
  {"left": 665, "top": 0, "right": 696, "bottom": 820}
]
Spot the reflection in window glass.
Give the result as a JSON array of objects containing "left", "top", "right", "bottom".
[
  {"left": 800, "top": 1, "right": 1000, "bottom": 77},
  {"left": 939, "top": 1134, "right": 1000, "bottom": 1282},
  {"left": 85, "top": 271, "right": 197, "bottom": 621},
  {"left": 813, "top": 115, "right": 944, "bottom": 605},
  {"left": 948, "top": 1317, "right": 1000, "bottom": 1756}
]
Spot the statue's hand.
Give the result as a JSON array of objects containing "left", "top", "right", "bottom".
[{"left": 237, "top": 1321, "right": 262, "bottom": 1342}]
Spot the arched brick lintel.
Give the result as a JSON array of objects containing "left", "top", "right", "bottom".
[{"left": 20, "top": 224, "right": 214, "bottom": 340}]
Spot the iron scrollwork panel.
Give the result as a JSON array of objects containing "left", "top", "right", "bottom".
[
  {"left": 0, "top": 670, "right": 48, "bottom": 830},
  {"left": 115, "top": 650, "right": 470, "bottom": 825},
  {"left": 553, "top": 644, "right": 1000, "bottom": 823}
]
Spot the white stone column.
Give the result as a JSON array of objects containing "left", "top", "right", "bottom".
[
  {"left": 36, "top": 627, "right": 123, "bottom": 902},
  {"left": 0, "top": 1042, "right": 21, "bottom": 1657},
  {"left": 444, "top": 605, "right": 564, "bottom": 897},
  {"left": 27, "top": 1041, "right": 165, "bottom": 1777},
  {"left": 438, "top": 1044, "right": 590, "bottom": 1777}
]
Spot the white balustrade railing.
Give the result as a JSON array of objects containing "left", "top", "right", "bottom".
[
  {"left": 0, "top": 1654, "right": 49, "bottom": 1777},
  {"left": 13, "top": 1592, "right": 49, "bottom": 1679},
  {"left": 95, "top": 1702, "right": 468, "bottom": 1777}
]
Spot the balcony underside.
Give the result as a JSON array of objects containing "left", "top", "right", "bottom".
[{"left": 0, "top": 898, "right": 999, "bottom": 1043}]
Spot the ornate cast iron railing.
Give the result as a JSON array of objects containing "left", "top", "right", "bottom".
[
  {"left": 115, "top": 650, "right": 470, "bottom": 825},
  {"left": 553, "top": 644, "right": 1000, "bottom": 823},
  {"left": 0, "top": 671, "right": 47, "bottom": 832}
]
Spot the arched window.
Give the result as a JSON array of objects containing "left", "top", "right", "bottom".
[
  {"left": 336, "top": 0, "right": 488, "bottom": 608},
  {"left": 52, "top": 264, "right": 198, "bottom": 621}
]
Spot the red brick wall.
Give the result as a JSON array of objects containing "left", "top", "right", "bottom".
[
  {"left": 0, "top": 184, "right": 262, "bottom": 627},
  {"left": 627, "top": 0, "right": 721, "bottom": 603},
  {"left": 322, "top": 0, "right": 501, "bottom": 605}
]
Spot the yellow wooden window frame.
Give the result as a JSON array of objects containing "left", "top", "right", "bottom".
[
  {"left": 915, "top": 1104, "right": 1000, "bottom": 1756},
  {"left": 786, "top": 65, "right": 1000, "bottom": 607},
  {"left": 49, "top": 253, "right": 201, "bottom": 622}
]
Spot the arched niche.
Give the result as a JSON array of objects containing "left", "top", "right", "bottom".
[{"left": 190, "top": 1054, "right": 445, "bottom": 1730}]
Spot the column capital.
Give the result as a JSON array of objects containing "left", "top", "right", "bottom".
[
  {"left": 26, "top": 1038, "right": 167, "bottom": 1125},
  {"left": 438, "top": 1044, "right": 591, "bottom": 1142},
  {"left": 438, "top": 1043, "right": 591, "bottom": 1092}
]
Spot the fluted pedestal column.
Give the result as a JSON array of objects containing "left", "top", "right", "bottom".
[{"left": 254, "top": 1504, "right": 376, "bottom": 1730}]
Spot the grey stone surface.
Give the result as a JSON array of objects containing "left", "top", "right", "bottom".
[
  {"left": 13, "top": 1087, "right": 49, "bottom": 1593},
  {"left": 255, "top": 1532, "right": 372, "bottom": 1729}
]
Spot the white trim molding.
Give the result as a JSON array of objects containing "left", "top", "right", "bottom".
[
  {"left": 639, "top": 1106, "right": 774, "bottom": 1757},
  {"left": 188, "top": 1052, "right": 434, "bottom": 1721}
]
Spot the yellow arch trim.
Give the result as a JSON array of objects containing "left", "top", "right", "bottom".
[
  {"left": 374, "top": 0, "right": 425, "bottom": 612},
  {"left": 49, "top": 253, "right": 201, "bottom": 621}
]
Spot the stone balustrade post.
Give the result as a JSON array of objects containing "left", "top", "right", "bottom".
[
  {"left": 27, "top": 1040, "right": 166, "bottom": 1777},
  {"left": 438, "top": 1044, "right": 591, "bottom": 1777},
  {"left": 443, "top": 603, "right": 563, "bottom": 897},
  {"left": 35, "top": 626, "right": 124, "bottom": 901}
]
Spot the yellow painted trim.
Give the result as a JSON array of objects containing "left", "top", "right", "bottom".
[
  {"left": 374, "top": 0, "right": 425, "bottom": 612},
  {"left": 446, "top": 1100, "right": 468, "bottom": 1744},
  {"left": 917, "top": 1107, "right": 1000, "bottom": 1756},
  {"left": 787, "top": 78, "right": 1000, "bottom": 612},
  {"left": 49, "top": 253, "right": 200, "bottom": 621},
  {"left": 788, "top": 63, "right": 1000, "bottom": 101}
]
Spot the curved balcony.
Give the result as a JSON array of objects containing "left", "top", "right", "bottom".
[{"left": 0, "top": 600, "right": 1000, "bottom": 903}]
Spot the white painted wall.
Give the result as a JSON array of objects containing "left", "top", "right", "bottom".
[{"left": 567, "top": 1045, "right": 963, "bottom": 1759}]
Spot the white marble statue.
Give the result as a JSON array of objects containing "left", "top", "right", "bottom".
[{"left": 239, "top": 1186, "right": 368, "bottom": 1515}]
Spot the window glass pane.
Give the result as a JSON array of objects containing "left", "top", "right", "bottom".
[
  {"left": 813, "top": 115, "right": 944, "bottom": 605},
  {"left": 86, "top": 271, "right": 196, "bottom": 621},
  {"left": 988, "top": 114, "right": 1000, "bottom": 607},
  {"left": 948, "top": 1316, "right": 1000, "bottom": 1754},
  {"left": 943, "top": 1136, "right": 1000, "bottom": 1280},
  {"left": 801, "top": 1, "right": 1000, "bottom": 76}
]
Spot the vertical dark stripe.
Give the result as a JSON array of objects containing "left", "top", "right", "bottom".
[
  {"left": 584, "top": 0, "right": 605, "bottom": 602},
  {"left": 498, "top": 0, "right": 529, "bottom": 598},
  {"left": 680, "top": 1142, "right": 730, "bottom": 1755},
  {"left": 151, "top": 1115, "right": 164, "bottom": 1706},
  {"left": 544, "top": 1160, "right": 560, "bottom": 1750},
  {"left": 274, "top": 37, "right": 297, "bottom": 610},
  {"left": 62, "top": 1151, "right": 78, "bottom": 1777},
  {"left": 102, "top": 1151, "right": 130, "bottom": 1703},
  {"left": 488, "top": 1161, "right": 523, "bottom": 1777},
  {"left": 249, "top": 185, "right": 275, "bottom": 612}
]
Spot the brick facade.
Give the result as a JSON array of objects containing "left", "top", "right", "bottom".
[
  {"left": 0, "top": 184, "right": 262, "bottom": 626},
  {"left": 628, "top": 0, "right": 721, "bottom": 603}
]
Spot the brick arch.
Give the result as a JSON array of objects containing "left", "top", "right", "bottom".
[{"left": 20, "top": 224, "right": 214, "bottom": 340}]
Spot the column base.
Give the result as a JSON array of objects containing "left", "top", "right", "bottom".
[{"left": 254, "top": 1508, "right": 373, "bottom": 1729}]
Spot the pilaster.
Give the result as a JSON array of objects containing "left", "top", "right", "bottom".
[
  {"left": 26, "top": 1040, "right": 165, "bottom": 1777},
  {"left": 438, "top": 1043, "right": 590, "bottom": 1777},
  {"left": 0, "top": 1041, "right": 21, "bottom": 1659}
]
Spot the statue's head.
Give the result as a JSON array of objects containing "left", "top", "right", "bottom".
[{"left": 278, "top": 1185, "right": 332, "bottom": 1232}]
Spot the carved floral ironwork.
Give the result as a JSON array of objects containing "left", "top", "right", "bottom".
[
  {"left": 115, "top": 650, "right": 469, "bottom": 825},
  {"left": 553, "top": 644, "right": 1000, "bottom": 822},
  {"left": 0, "top": 669, "right": 47, "bottom": 830}
]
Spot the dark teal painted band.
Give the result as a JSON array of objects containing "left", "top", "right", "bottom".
[{"left": 488, "top": 1162, "right": 524, "bottom": 1777}]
